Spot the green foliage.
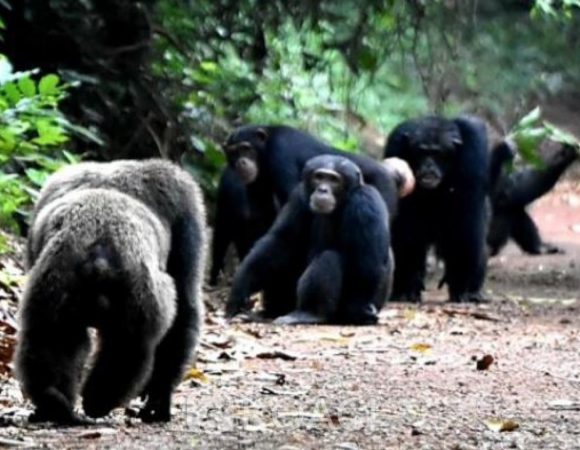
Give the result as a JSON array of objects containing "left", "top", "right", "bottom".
[
  {"left": 532, "top": 0, "right": 580, "bottom": 19},
  {"left": 509, "top": 107, "right": 580, "bottom": 166},
  {"left": 4, "top": 0, "right": 579, "bottom": 207},
  {"left": 0, "top": 55, "right": 81, "bottom": 232}
]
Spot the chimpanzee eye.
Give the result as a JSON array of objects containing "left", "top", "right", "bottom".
[{"left": 313, "top": 172, "right": 325, "bottom": 182}]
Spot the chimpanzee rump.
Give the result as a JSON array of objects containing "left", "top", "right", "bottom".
[{"left": 15, "top": 159, "right": 207, "bottom": 424}]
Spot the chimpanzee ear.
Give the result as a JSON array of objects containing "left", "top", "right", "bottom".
[{"left": 255, "top": 128, "right": 268, "bottom": 143}]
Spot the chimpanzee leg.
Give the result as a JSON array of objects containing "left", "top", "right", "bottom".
[
  {"left": 510, "top": 209, "right": 562, "bottom": 255},
  {"left": 274, "top": 250, "right": 343, "bottom": 325}
]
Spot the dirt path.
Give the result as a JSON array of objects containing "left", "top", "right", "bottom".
[{"left": 0, "top": 183, "right": 579, "bottom": 450}]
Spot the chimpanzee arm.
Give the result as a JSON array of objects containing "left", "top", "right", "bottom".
[
  {"left": 501, "top": 144, "right": 578, "bottom": 208},
  {"left": 209, "top": 170, "right": 242, "bottom": 285},
  {"left": 489, "top": 139, "right": 516, "bottom": 192},
  {"left": 442, "top": 116, "right": 489, "bottom": 301},
  {"left": 339, "top": 186, "right": 391, "bottom": 324},
  {"left": 226, "top": 186, "right": 311, "bottom": 317}
]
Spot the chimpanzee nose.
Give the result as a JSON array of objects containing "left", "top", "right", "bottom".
[{"left": 318, "top": 185, "right": 330, "bottom": 194}]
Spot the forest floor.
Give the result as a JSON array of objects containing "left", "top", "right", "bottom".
[{"left": 0, "top": 181, "right": 579, "bottom": 450}]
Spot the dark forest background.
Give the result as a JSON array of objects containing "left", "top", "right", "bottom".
[{"left": 1, "top": 0, "right": 579, "bottom": 250}]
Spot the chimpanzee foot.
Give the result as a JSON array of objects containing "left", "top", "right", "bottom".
[{"left": 274, "top": 310, "right": 326, "bottom": 325}]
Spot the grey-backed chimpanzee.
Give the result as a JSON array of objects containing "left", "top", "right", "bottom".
[
  {"left": 209, "top": 167, "right": 276, "bottom": 285},
  {"left": 384, "top": 115, "right": 489, "bottom": 303},
  {"left": 487, "top": 139, "right": 578, "bottom": 256},
  {"left": 226, "top": 155, "right": 393, "bottom": 325},
  {"left": 222, "top": 125, "right": 400, "bottom": 218},
  {"left": 15, "top": 160, "right": 207, "bottom": 425}
]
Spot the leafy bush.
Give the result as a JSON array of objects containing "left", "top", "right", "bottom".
[{"left": 0, "top": 54, "right": 81, "bottom": 241}]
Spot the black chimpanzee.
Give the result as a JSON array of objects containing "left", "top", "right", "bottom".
[
  {"left": 222, "top": 125, "right": 400, "bottom": 218},
  {"left": 384, "top": 115, "right": 489, "bottom": 303},
  {"left": 487, "top": 139, "right": 578, "bottom": 256},
  {"left": 225, "top": 155, "right": 393, "bottom": 325},
  {"left": 209, "top": 168, "right": 276, "bottom": 285}
]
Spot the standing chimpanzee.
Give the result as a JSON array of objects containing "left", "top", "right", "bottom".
[
  {"left": 487, "top": 139, "right": 578, "bottom": 256},
  {"left": 209, "top": 167, "right": 276, "bottom": 285},
  {"left": 222, "top": 125, "right": 400, "bottom": 219},
  {"left": 384, "top": 115, "right": 489, "bottom": 303},
  {"left": 226, "top": 155, "right": 393, "bottom": 325}
]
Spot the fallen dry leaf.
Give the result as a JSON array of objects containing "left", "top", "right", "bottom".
[
  {"left": 484, "top": 418, "right": 520, "bottom": 432},
  {"left": 441, "top": 308, "right": 501, "bottom": 322},
  {"left": 403, "top": 308, "right": 417, "bottom": 321},
  {"left": 476, "top": 354, "right": 494, "bottom": 371},
  {"left": 409, "top": 343, "right": 432, "bottom": 355},
  {"left": 183, "top": 367, "right": 210, "bottom": 384},
  {"left": 340, "top": 330, "right": 356, "bottom": 338},
  {"left": 255, "top": 350, "right": 298, "bottom": 361}
]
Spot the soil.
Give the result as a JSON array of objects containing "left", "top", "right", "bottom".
[{"left": 0, "top": 182, "right": 579, "bottom": 450}]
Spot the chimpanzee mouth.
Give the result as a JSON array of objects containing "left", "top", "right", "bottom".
[
  {"left": 236, "top": 167, "right": 258, "bottom": 184},
  {"left": 310, "top": 197, "right": 336, "bottom": 214},
  {"left": 418, "top": 175, "right": 442, "bottom": 189}
]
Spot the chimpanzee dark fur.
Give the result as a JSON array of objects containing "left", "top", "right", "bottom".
[
  {"left": 384, "top": 116, "right": 489, "bottom": 303},
  {"left": 209, "top": 167, "right": 276, "bottom": 285},
  {"left": 226, "top": 155, "right": 392, "bottom": 325},
  {"left": 223, "top": 125, "right": 400, "bottom": 217},
  {"left": 488, "top": 140, "right": 578, "bottom": 256}
]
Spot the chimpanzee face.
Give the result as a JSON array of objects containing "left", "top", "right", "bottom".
[
  {"left": 223, "top": 127, "right": 268, "bottom": 185},
  {"left": 406, "top": 121, "right": 462, "bottom": 190},
  {"left": 223, "top": 142, "right": 259, "bottom": 184},
  {"left": 304, "top": 155, "right": 362, "bottom": 214}
]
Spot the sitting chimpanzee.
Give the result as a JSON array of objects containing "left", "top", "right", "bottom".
[
  {"left": 225, "top": 155, "right": 393, "bottom": 325},
  {"left": 384, "top": 115, "right": 489, "bottom": 303},
  {"left": 209, "top": 168, "right": 276, "bottom": 285},
  {"left": 487, "top": 139, "right": 578, "bottom": 256},
  {"left": 222, "top": 125, "right": 400, "bottom": 218}
]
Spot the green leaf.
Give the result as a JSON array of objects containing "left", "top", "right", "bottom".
[
  {"left": 32, "top": 119, "right": 69, "bottom": 146},
  {"left": 25, "top": 168, "right": 50, "bottom": 187},
  {"left": 18, "top": 77, "right": 36, "bottom": 97},
  {"left": 200, "top": 61, "right": 219, "bottom": 73},
  {"left": 62, "top": 150, "right": 80, "bottom": 164},
  {"left": 38, "top": 74, "right": 60, "bottom": 96},
  {"left": 58, "top": 119, "right": 105, "bottom": 146},
  {"left": 4, "top": 82, "right": 21, "bottom": 105},
  {"left": 544, "top": 122, "right": 580, "bottom": 148},
  {"left": 512, "top": 107, "right": 542, "bottom": 132},
  {"left": 510, "top": 127, "right": 549, "bottom": 166}
]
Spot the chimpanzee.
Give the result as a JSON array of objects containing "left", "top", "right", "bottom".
[
  {"left": 225, "top": 155, "right": 393, "bottom": 325},
  {"left": 222, "top": 125, "right": 400, "bottom": 218},
  {"left": 487, "top": 140, "right": 578, "bottom": 256},
  {"left": 384, "top": 115, "right": 489, "bottom": 303},
  {"left": 15, "top": 160, "right": 206, "bottom": 424},
  {"left": 209, "top": 167, "right": 276, "bottom": 285}
]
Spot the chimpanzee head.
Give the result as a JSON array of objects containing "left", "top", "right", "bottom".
[
  {"left": 405, "top": 117, "right": 463, "bottom": 190},
  {"left": 303, "top": 155, "right": 363, "bottom": 215},
  {"left": 222, "top": 126, "right": 269, "bottom": 184}
]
